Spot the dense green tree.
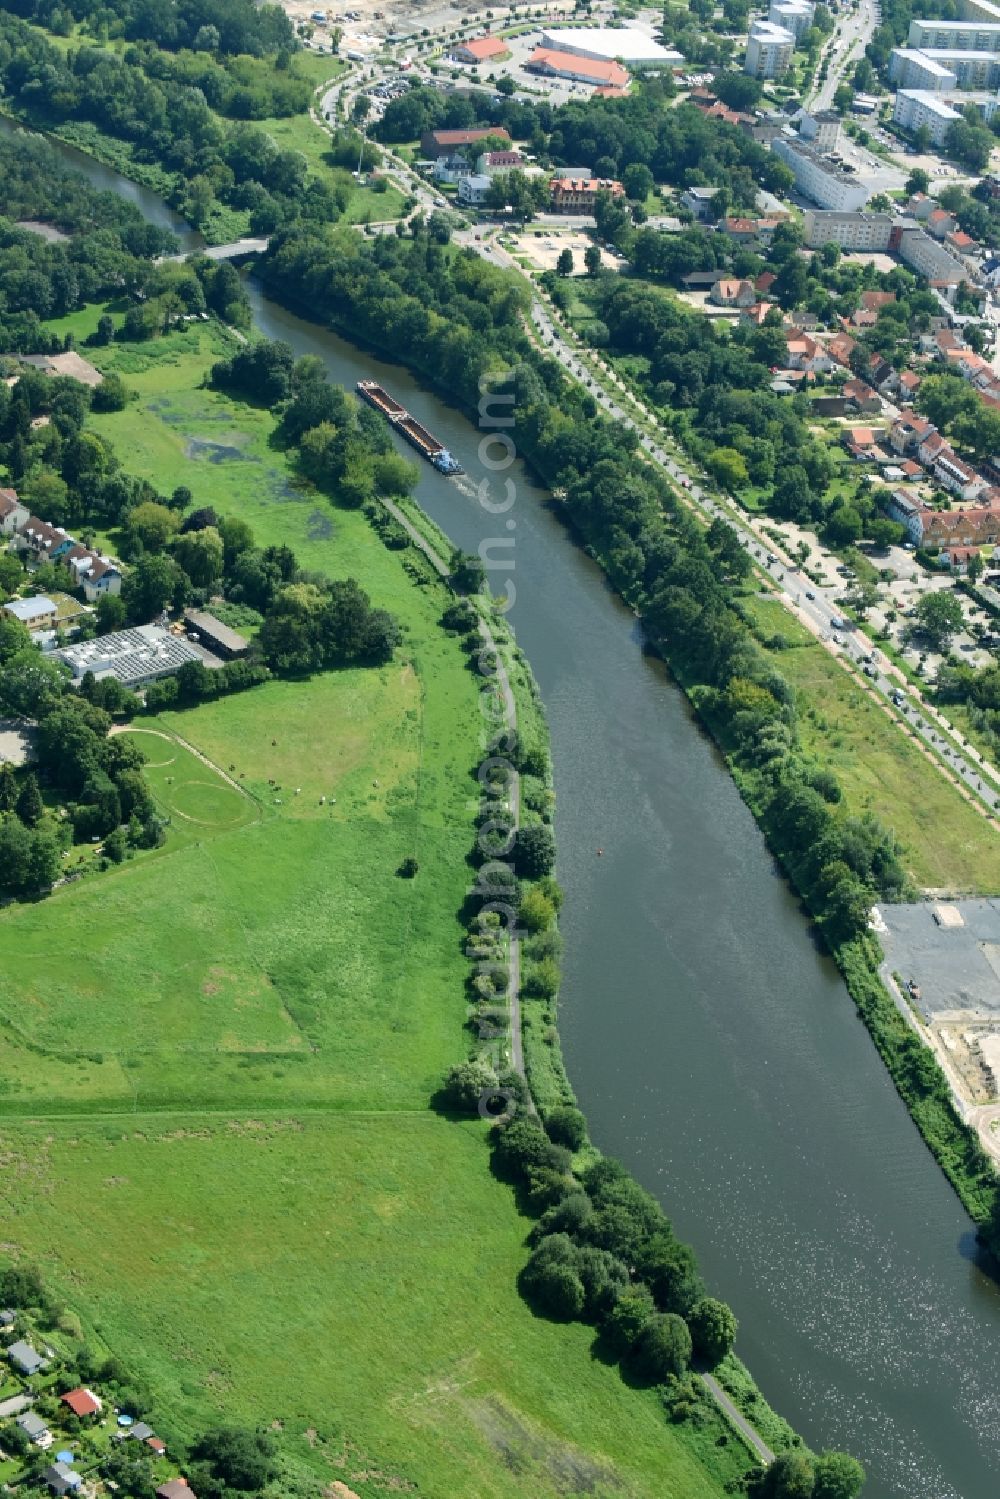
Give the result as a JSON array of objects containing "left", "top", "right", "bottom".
[
  {"left": 687, "top": 1297, "right": 737, "bottom": 1366},
  {"left": 16, "top": 773, "right": 43, "bottom": 829},
  {"left": 630, "top": 1312, "right": 692, "bottom": 1382},
  {"left": 914, "top": 591, "right": 963, "bottom": 650}
]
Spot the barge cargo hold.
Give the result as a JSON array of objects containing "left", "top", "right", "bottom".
[{"left": 356, "top": 379, "right": 464, "bottom": 475}]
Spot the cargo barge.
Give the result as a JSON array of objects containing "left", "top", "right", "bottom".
[{"left": 356, "top": 379, "right": 463, "bottom": 475}]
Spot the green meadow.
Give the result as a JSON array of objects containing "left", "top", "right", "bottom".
[{"left": 0, "top": 324, "right": 742, "bottom": 1495}]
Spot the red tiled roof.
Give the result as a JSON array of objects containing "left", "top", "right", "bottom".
[
  {"left": 455, "top": 34, "right": 508, "bottom": 60},
  {"left": 62, "top": 1388, "right": 101, "bottom": 1418},
  {"left": 528, "top": 46, "right": 629, "bottom": 87}
]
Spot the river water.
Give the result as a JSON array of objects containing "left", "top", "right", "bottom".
[{"left": 10, "top": 117, "right": 1000, "bottom": 1498}]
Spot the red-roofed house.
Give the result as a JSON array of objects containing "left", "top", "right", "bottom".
[
  {"left": 860, "top": 290, "right": 895, "bottom": 313},
  {"left": 0, "top": 487, "right": 28, "bottom": 536},
  {"left": 927, "top": 208, "right": 958, "bottom": 239},
  {"left": 891, "top": 410, "right": 937, "bottom": 455},
  {"left": 755, "top": 270, "right": 777, "bottom": 294},
  {"left": 843, "top": 378, "right": 881, "bottom": 412},
  {"left": 827, "top": 332, "right": 857, "bottom": 368},
  {"left": 549, "top": 177, "right": 624, "bottom": 212},
  {"left": 527, "top": 47, "right": 629, "bottom": 90},
  {"left": 941, "top": 543, "right": 982, "bottom": 570},
  {"left": 61, "top": 1389, "right": 101, "bottom": 1419},
  {"left": 709, "top": 278, "right": 756, "bottom": 308},
  {"left": 740, "top": 301, "right": 775, "bottom": 326},
  {"left": 421, "top": 127, "right": 511, "bottom": 158},
  {"left": 452, "top": 34, "right": 511, "bottom": 64},
  {"left": 932, "top": 448, "right": 987, "bottom": 500}
]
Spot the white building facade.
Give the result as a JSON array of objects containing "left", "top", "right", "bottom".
[
  {"left": 771, "top": 136, "right": 871, "bottom": 210},
  {"left": 893, "top": 88, "right": 961, "bottom": 145},
  {"left": 802, "top": 209, "right": 893, "bottom": 250},
  {"left": 744, "top": 20, "right": 795, "bottom": 78}
]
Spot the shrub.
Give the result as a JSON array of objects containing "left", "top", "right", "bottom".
[
  {"left": 630, "top": 1312, "right": 692, "bottom": 1383},
  {"left": 513, "top": 822, "right": 556, "bottom": 878},
  {"left": 439, "top": 1058, "right": 499, "bottom": 1113},
  {"left": 546, "top": 1105, "right": 587, "bottom": 1151}
]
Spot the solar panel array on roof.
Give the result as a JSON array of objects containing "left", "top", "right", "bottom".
[{"left": 55, "top": 625, "right": 203, "bottom": 688}]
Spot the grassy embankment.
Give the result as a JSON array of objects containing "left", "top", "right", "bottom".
[
  {"left": 3, "top": 22, "right": 403, "bottom": 240},
  {"left": 0, "top": 315, "right": 752, "bottom": 1498}
]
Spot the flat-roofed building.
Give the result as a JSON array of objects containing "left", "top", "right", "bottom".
[
  {"left": 769, "top": 0, "right": 815, "bottom": 40},
  {"left": 2, "top": 595, "right": 56, "bottom": 632},
  {"left": 894, "top": 88, "right": 962, "bottom": 145},
  {"left": 889, "top": 47, "right": 958, "bottom": 90},
  {"left": 802, "top": 209, "right": 893, "bottom": 249},
  {"left": 909, "top": 18, "right": 1000, "bottom": 49},
  {"left": 55, "top": 625, "right": 204, "bottom": 690},
  {"left": 799, "top": 108, "right": 842, "bottom": 151},
  {"left": 745, "top": 19, "right": 795, "bottom": 77},
  {"left": 772, "top": 134, "right": 870, "bottom": 210},
  {"left": 917, "top": 47, "right": 1000, "bottom": 86},
  {"left": 537, "top": 26, "right": 678, "bottom": 68}
]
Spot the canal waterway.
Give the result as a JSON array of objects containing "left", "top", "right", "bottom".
[{"left": 11, "top": 116, "right": 1000, "bottom": 1498}]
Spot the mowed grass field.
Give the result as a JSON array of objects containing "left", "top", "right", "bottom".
[
  {"left": 745, "top": 595, "right": 1000, "bottom": 893},
  {"left": 0, "top": 1115, "right": 740, "bottom": 1499},
  {"left": 0, "top": 325, "right": 742, "bottom": 1496}
]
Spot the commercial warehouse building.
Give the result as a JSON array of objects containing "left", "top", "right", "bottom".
[
  {"left": 55, "top": 625, "right": 204, "bottom": 690},
  {"left": 537, "top": 26, "right": 679, "bottom": 68}
]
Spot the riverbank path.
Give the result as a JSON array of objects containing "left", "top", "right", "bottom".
[
  {"left": 700, "top": 1373, "right": 775, "bottom": 1467},
  {"left": 375, "top": 493, "right": 527, "bottom": 1087}
]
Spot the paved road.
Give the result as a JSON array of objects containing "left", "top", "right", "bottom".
[
  {"left": 527, "top": 296, "right": 1000, "bottom": 823},
  {"left": 700, "top": 1373, "right": 775, "bottom": 1466},
  {"left": 809, "top": 0, "right": 880, "bottom": 112}
]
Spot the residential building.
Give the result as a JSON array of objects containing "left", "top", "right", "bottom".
[
  {"left": 681, "top": 185, "right": 720, "bottom": 219},
  {"left": 8, "top": 1341, "right": 44, "bottom": 1375},
  {"left": 432, "top": 151, "right": 472, "bottom": 184},
  {"left": 890, "top": 411, "right": 937, "bottom": 454},
  {"left": 55, "top": 625, "right": 205, "bottom": 690},
  {"left": 61, "top": 1388, "right": 102, "bottom": 1419},
  {"left": 959, "top": 0, "right": 1000, "bottom": 25},
  {"left": 745, "top": 20, "right": 795, "bottom": 78},
  {"left": 451, "top": 34, "right": 510, "bottom": 64},
  {"left": 769, "top": 0, "right": 816, "bottom": 40},
  {"left": 709, "top": 278, "right": 757, "bottom": 307},
  {"left": 63, "top": 545, "right": 121, "bottom": 601},
  {"left": 420, "top": 127, "right": 511, "bottom": 159},
  {"left": 475, "top": 149, "right": 526, "bottom": 175},
  {"left": 537, "top": 26, "right": 678, "bottom": 68},
  {"left": 43, "top": 1464, "right": 82, "bottom": 1498},
  {"left": 918, "top": 47, "right": 1000, "bottom": 86},
  {"left": 15, "top": 516, "right": 75, "bottom": 564},
  {"left": 893, "top": 89, "right": 961, "bottom": 145},
  {"left": 3, "top": 595, "right": 57, "bottom": 632},
  {"left": 526, "top": 47, "right": 629, "bottom": 90},
  {"left": 549, "top": 176, "right": 624, "bottom": 212},
  {"left": 17, "top": 1412, "right": 52, "bottom": 1448},
  {"left": 909, "top": 18, "right": 1000, "bottom": 48},
  {"left": 0, "top": 487, "right": 28, "bottom": 535},
  {"left": 884, "top": 489, "right": 928, "bottom": 541},
  {"left": 941, "top": 543, "right": 983, "bottom": 569},
  {"left": 798, "top": 108, "right": 842, "bottom": 151},
  {"left": 771, "top": 135, "right": 870, "bottom": 209},
  {"left": 897, "top": 227, "right": 968, "bottom": 282},
  {"left": 889, "top": 48, "right": 958, "bottom": 90},
  {"left": 457, "top": 173, "right": 492, "bottom": 205},
  {"left": 843, "top": 377, "right": 882, "bottom": 411},
  {"left": 926, "top": 207, "right": 959, "bottom": 238},
  {"left": 719, "top": 216, "right": 782, "bottom": 243},
  {"left": 922, "top": 507, "right": 1000, "bottom": 545},
  {"left": 933, "top": 449, "right": 987, "bottom": 497},
  {"left": 802, "top": 209, "right": 893, "bottom": 249},
  {"left": 827, "top": 331, "right": 857, "bottom": 367},
  {"left": 740, "top": 300, "right": 776, "bottom": 325}
]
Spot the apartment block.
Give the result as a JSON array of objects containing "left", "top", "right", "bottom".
[
  {"left": 889, "top": 48, "right": 958, "bottom": 90},
  {"left": 893, "top": 88, "right": 962, "bottom": 144},
  {"left": 802, "top": 209, "right": 893, "bottom": 250},
  {"left": 744, "top": 20, "right": 795, "bottom": 78},
  {"left": 771, "top": 135, "right": 870, "bottom": 210}
]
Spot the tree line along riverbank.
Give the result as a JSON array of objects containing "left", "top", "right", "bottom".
[
  {"left": 256, "top": 222, "right": 1000, "bottom": 1268},
  {"left": 0, "top": 143, "right": 857, "bottom": 1499}
]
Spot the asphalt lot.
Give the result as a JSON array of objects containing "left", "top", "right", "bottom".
[{"left": 877, "top": 899, "right": 1000, "bottom": 1018}]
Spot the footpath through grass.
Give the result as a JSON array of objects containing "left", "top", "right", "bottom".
[{"left": 0, "top": 318, "right": 743, "bottom": 1497}]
